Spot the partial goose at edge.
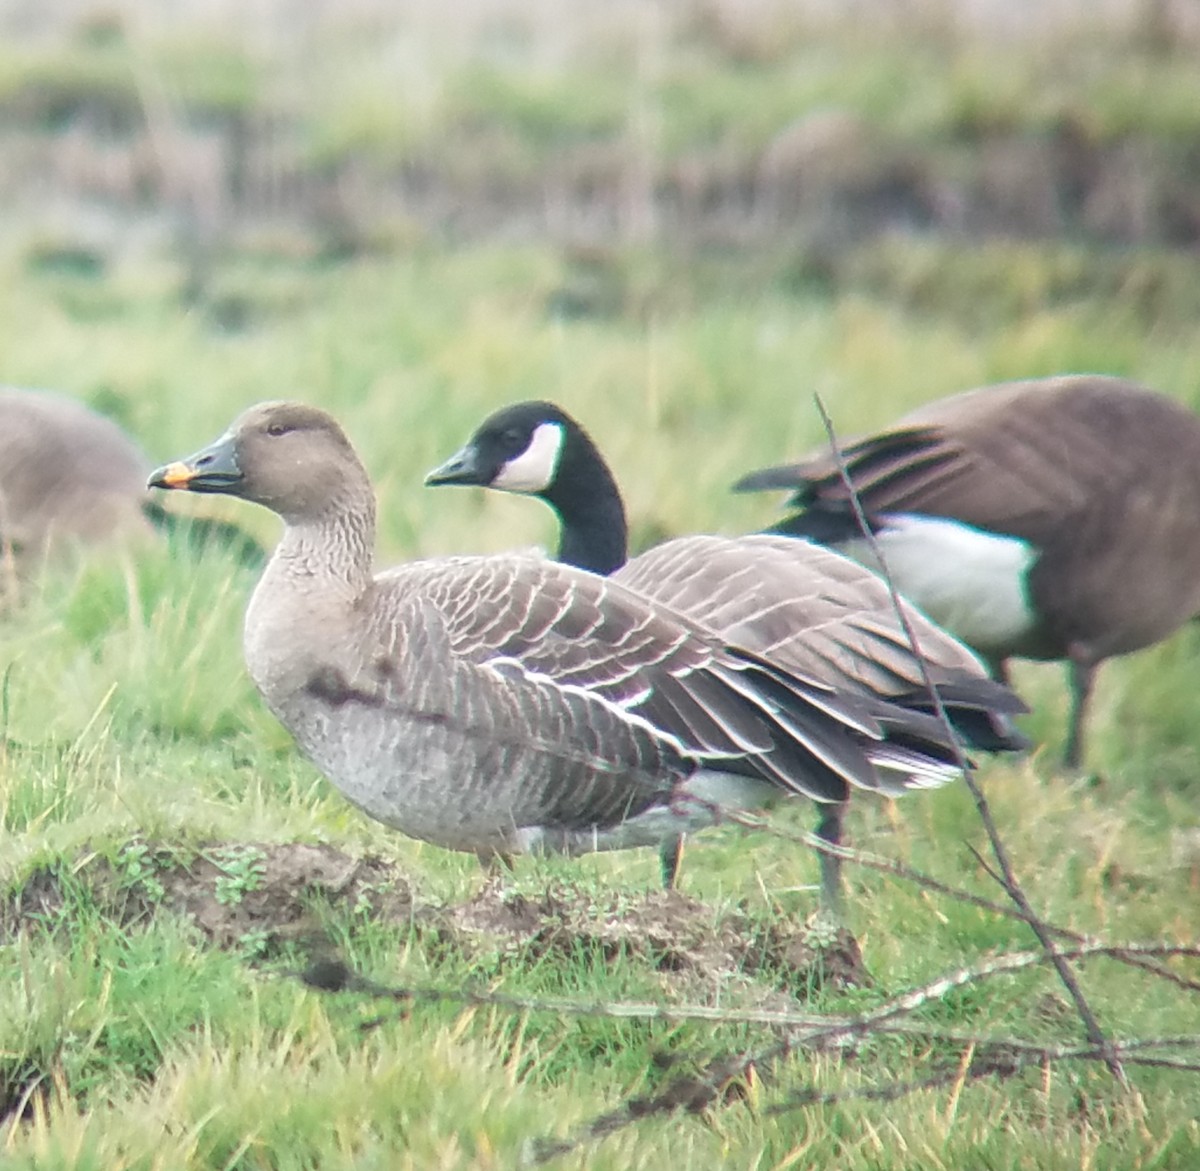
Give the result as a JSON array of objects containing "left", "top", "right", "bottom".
[{"left": 734, "top": 374, "right": 1200, "bottom": 769}]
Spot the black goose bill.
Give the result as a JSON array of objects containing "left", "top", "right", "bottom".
[
  {"left": 148, "top": 432, "right": 243, "bottom": 494},
  {"left": 424, "top": 442, "right": 488, "bottom": 488}
]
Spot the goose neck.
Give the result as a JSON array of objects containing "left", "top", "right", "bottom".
[
  {"left": 545, "top": 442, "right": 628, "bottom": 575},
  {"left": 276, "top": 494, "right": 376, "bottom": 592}
]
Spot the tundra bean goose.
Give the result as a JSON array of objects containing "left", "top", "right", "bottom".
[
  {"left": 151, "top": 402, "right": 1015, "bottom": 902},
  {"left": 429, "top": 401, "right": 1026, "bottom": 902},
  {"left": 734, "top": 374, "right": 1200, "bottom": 768}
]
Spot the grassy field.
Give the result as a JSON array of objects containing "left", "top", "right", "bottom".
[{"left": 1, "top": 5, "right": 1199, "bottom": 1168}]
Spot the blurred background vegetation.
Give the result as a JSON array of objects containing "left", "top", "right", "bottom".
[{"left": 3, "top": 0, "right": 1199, "bottom": 295}]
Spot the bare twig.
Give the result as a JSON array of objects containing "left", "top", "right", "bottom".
[
  {"left": 724, "top": 812, "right": 1200, "bottom": 995},
  {"left": 300, "top": 941, "right": 1200, "bottom": 1038},
  {"left": 811, "top": 392, "right": 1128, "bottom": 1088},
  {"left": 764, "top": 1033, "right": 1200, "bottom": 1119},
  {"left": 525, "top": 1024, "right": 1200, "bottom": 1165}
]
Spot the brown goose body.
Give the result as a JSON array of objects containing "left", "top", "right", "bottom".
[
  {"left": 735, "top": 374, "right": 1200, "bottom": 765},
  {"left": 0, "top": 388, "right": 154, "bottom": 573},
  {"left": 150, "top": 402, "right": 1022, "bottom": 891}
]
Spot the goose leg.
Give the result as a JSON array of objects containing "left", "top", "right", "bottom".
[
  {"left": 658, "top": 835, "right": 685, "bottom": 889},
  {"left": 815, "top": 800, "right": 849, "bottom": 919},
  {"left": 988, "top": 656, "right": 1012, "bottom": 687},
  {"left": 477, "top": 850, "right": 516, "bottom": 878},
  {"left": 1063, "top": 645, "right": 1097, "bottom": 772}
]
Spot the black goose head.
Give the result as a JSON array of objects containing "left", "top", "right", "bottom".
[
  {"left": 425, "top": 401, "right": 573, "bottom": 498},
  {"left": 426, "top": 400, "right": 629, "bottom": 576}
]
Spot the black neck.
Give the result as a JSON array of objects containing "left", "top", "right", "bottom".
[{"left": 541, "top": 432, "right": 628, "bottom": 576}]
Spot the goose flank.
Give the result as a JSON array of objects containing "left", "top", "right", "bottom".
[
  {"left": 151, "top": 402, "right": 1023, "bottom": 907},
  {"left": 428, "top": 400, "right": 1027, "bottom": 902},
  {"left": 733, "top": 374, "right": 1200, "bottom": 769}
]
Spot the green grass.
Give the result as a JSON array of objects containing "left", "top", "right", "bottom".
[
  {"left": 0, "top": 7, "right": 1198, "bottom": 1165},
  {"left": 0, "top": 233, "right": 1196, "bottom": 1167}
]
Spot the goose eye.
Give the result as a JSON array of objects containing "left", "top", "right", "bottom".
[
  {"left": 502, "top": 428, "right": 525, "bottom": 448},
  {"left": 266, "top": 422, "right": 291, "bottom": 438}
]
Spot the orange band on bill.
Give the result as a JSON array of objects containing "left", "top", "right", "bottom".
[{"left": 158, "top": 461, "right": 196, "bottom": 487}]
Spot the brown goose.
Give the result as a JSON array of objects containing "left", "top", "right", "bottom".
[
  {"left": 734, "top": 374, "right": 1200, "bottom": 768},
  {"left": 427, "top": 400, "right": 1027, "bottom": 890},
  {"left": 0, "top": 387, "right": 261, "bottom": 587},
  {"left": 150, "top": 401, "right": 1024, "bottom": 912},
  {"left": 0, "top": 388, "right": 154, "bottom": 579}
]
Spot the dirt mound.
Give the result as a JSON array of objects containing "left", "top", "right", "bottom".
[
  {"left": 3, "top": 840, "right": 415, "bottom": 951},
  {"left": 4, "top": 845, "right": 865, "bottom": 990},
  {"left": 438, "top": 882, "right": 867, "bottom": 992}
]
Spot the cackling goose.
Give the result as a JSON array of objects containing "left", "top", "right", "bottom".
[{"left": 428, "top": 400, "right": 1027, "bottom": 902}]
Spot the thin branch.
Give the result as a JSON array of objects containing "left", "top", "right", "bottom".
[
  {"left": 299, "top": 941, "right": 1200, "bottom": 1037},
  {"left": 764, "top": 1034, "right": 1200, "bottom": 1120},
  {"left": 811, "top": 392, "right": 1127, "bottom": 1088},
  {"left": 525, "top": 1028, "right": 1200, "bottom": 1165},
  {"left": 724, "top": 812, "right": 1200, "bottom": 995}
]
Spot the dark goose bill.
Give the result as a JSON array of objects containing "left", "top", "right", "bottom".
[
  {"left": 148, "top": 433, "right": 243, "bottom": 494},
  {"left": 424, "top": 441, "right": 487, "bottom": 487}
]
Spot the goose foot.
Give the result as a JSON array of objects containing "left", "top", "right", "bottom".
[{"left": 658, "top": 835, "right": 685, "bottom": 889}]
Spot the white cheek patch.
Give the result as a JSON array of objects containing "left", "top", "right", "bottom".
[
  {"left": 838, "top": 514, "right": 1037, "bottom": 653},
  {"left": 492, "top": 422, "right": 564, "bottom": 494}
]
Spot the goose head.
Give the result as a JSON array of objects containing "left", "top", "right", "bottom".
[
  {"left": 148, "top": 401, "right": 368, "bottom": 525},
  {"left": 426, "top": 400, "right": 628, "bottom": 575},
  {"left": 425, "top": 401, "right": 571, "bottom": 497}
]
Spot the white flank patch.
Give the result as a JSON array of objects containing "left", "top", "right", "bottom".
[
  {"left": 492, "top": 421, "right": 565, "bottom": 494},
  {"left": 839, "top": 514, "right": 1036, "bottom": 653}
]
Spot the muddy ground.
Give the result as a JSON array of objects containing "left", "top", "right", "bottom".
[{"left": 3, "top": 840, "right": 868, "bottom": 993}]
